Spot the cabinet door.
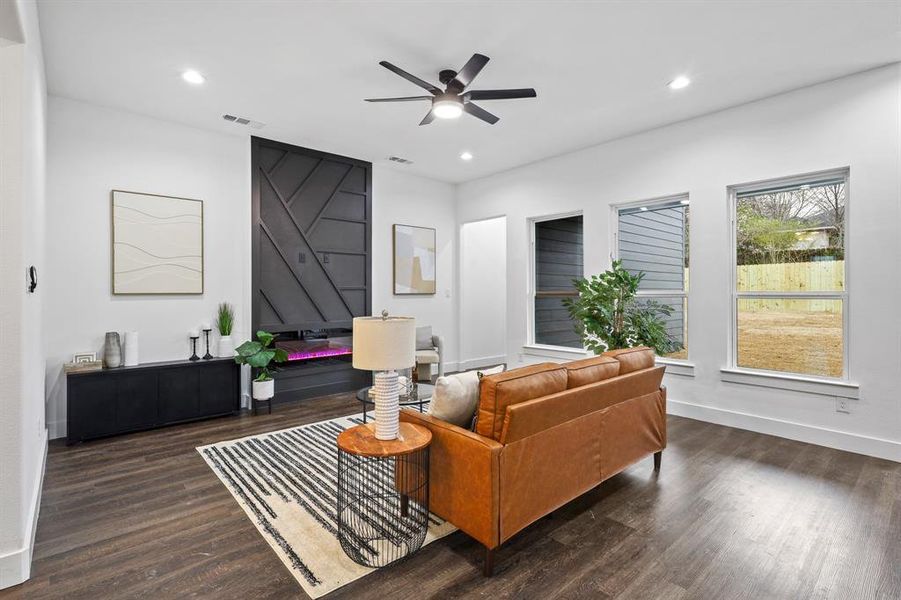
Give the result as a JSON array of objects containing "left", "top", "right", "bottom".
[
  {"left": 69, "top": 376, "right": 118, "bottom": 441},
  {"left": 116, "top": 372, "right": 158, "bottom": 429},
  {"left": 158, "top": 369, "right": 201, "bottom": 423},
  {"left": 198, "top": 364, "right": 237, "bottom": 416}
]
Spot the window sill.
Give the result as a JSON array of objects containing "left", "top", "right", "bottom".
[
  {"left": 656, "top": 358, "right": 695, "bottom": 377},
  {"left": 720, "top": 367, "right": 859, "bottom": 399},
  {"left": 522, "top": 344, "right": 590, "bottom": 361}
]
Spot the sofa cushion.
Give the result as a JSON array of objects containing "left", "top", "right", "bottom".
[
  {"left": 602, "top": 346, "right": 656, "bottom": 374},
  {"left": 475, "top": 363, "right": 567, "bottom": 441},
  {"left": 429, "top": 365, "right": 504, "bottom": 428},
  {"left": 415, "top": 349, "right": 440, "bottom": 364},
  {"left": 565, "top": 355, "right": 620, "bottom": 389},
  {"left": 415, "top": 326, "right": 433, "bottom": 350}
]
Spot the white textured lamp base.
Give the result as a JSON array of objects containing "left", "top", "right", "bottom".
[{"left": 372, "top": 370, "right": 400, "bottom": 440}]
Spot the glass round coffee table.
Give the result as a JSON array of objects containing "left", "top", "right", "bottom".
[{"left": 355, "top": 383, "right": 434, "bottom": 423}]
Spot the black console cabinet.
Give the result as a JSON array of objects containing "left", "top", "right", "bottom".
[{"left": 66, "top": 358, "right": 240, "bottom": 444}]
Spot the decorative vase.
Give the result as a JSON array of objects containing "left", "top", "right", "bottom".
[
  {"left": 218, "top": 335, "right": 235, "bottom": 357},
  {"left": 123, "top": 331, "right": 139, "bottom": 366},
  {"left": 103, "top": 332, "right": 122, "bottom": 368},
  {"left": 252, "top": 379, "right": 275, "bottom": 400}
]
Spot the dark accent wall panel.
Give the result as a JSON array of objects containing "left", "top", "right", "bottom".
[{"left": 251, "top": 137, "right": 372, "bottom": 333}]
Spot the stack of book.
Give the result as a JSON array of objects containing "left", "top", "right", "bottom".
[{"left": 64, "top": 360, "right": 104, "bottom": 373}]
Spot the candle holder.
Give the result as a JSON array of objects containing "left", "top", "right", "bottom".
[
  {"left": 202, "top": 328, "right": 213, "bottom": 360},
  {"left": 189, "top": 336, "right": 200, "bottom": 361}
]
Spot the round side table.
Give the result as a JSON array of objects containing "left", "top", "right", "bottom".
[{"left": 336, "top": 422, "right": 432, "bottom": 568}]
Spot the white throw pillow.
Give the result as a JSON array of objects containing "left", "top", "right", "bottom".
[{"left": 428, "top": 365, "right": 504, "bottom": 428}]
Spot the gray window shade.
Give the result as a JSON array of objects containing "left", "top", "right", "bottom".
[{"left": 535, "top": 215, "right": 583, "bottom": 348}]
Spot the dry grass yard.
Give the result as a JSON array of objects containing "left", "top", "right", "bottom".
[{"left": 738, "top": 310, "right": 843, "bottom": 377}]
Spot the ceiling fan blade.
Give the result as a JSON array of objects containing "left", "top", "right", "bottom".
[
  {"left": 379, "top": 61, "right": 441, "bottom": 94},
  {"left": 419, "top": 110, "right": 436, "bottom": 126},
  {"left": 451, "top": 53, "right": 490, "bottom": 89},
  {"left": 463, "top": 102, "right": 499, "bottom": 125},
  {"left": 364, "top": 96, "right": 433, "bottom": 102},
  {"left": 464, "top": 88, "right": 537, "bottom": 101}
]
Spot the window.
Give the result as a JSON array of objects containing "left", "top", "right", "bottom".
[
  {"left": 615, "top": 196, "right": 689, "bottom": 360},
  {"left": 730, "top": 171, "right": 847, "bottom": 379},
  {"left": 531, "top": 214, "right": 583, "bottom": 348}
]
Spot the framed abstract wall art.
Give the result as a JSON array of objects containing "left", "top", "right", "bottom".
[
  {"left": 111, "top": 190, "right": 204, "bottom": 294},
  {"left": 393, "top": 224, "right": 436, "bottom": 295}
]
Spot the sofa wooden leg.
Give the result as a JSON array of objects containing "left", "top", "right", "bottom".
[
  {"left": 654, "top": 450, "right": 662, "bottom": 472},
  {"left": 483, "top": 547, "right": 494, "bottom": 577}
]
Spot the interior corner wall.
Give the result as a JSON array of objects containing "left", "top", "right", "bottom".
[
  {"left": 456, "top": 64, "right": 901, "bottom": 462},
  {"left": 371, "top": 166, "right": 458, "bottom": 371},
  {"left": 44, "top": 96, "right": 252, "bottom": 439},
  {"left": 0, "top": 0, "right": 47, "bottom": 589}
]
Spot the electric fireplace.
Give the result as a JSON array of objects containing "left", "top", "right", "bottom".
[{"left": 274, "top": 329, "right": 353, "bottom": 364}]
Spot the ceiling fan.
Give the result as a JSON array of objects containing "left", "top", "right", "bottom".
[{"left": 365, "top": 53, "right": 537, "bottom": 125}]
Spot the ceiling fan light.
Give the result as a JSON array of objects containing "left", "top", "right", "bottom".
[{"left": 433, "top": 99, "right": 463, "bottom": 119}]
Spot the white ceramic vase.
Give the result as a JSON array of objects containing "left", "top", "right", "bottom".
[
  {"left": 218, "top": 336, "right": 235, "bottom": 357},
  {"left": 123, "top": 331, "right": 139, "bottom": 366},
  {"left": 252, "top": 379, "right": 275, "bottom": 400}
]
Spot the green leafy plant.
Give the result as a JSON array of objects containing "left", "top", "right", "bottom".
[
  {"left": 563, "top": 260, "right": 677, "bottom": 355},
  {"left": 234, "top": 330, "right": 288, "bottom": 382},
  {"left": 216, "top": 303, "right": 234, "bottom": 336}
]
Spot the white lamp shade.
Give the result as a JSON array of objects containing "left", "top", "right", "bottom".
[{"left": 352, "top": 315, "right": 415, "bottom": 371}]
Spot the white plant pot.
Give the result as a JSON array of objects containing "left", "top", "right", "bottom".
[
  {"left": 252, "top": 379, "right": 275, "bottom": 400},
  {"left": 218, "top": 336, "right": 235, "bottom": 357}
]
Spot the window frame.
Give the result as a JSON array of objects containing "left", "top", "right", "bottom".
[
  {"left": 611, "top": 193, "right": 691, "bottom": 364},
  {"left": 727, "top": 168, "right": 850, "bottom": 382},
  {"left": 527, "top": 210, "right": 585, "bottom": 351}
]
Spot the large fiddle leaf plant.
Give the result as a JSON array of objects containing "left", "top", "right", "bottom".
[
  {"left": 234, "top": 330, "right": 288, "bottom": 382},
  {"left": 562, "top": 260, "right": 676, "bottom": 355}
]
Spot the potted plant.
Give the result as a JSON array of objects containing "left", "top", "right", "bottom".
[
  {"left": 234, "top": 330, "right": 288, "bottom": 400},
  {"left": 563, "top": 260, "right": 678, "bottom": 355},
  {"left": 216, "top": 303, "right": 235, "bottom": 357}
]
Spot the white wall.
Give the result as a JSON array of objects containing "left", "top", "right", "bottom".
[
  {"left": 459, "top": 216, "right": 506, "bottom": 369},
  {"left": 43, "top": 100, "right": 459, "bottom": 437},
  {"left": 457, "top": 65, "right": 901, "bottom": 462},
  {"left": 44, "top": 97, "right": 252, "bottom": 438},
  {"left": 372, "top": 166, "right": 458, "bottom": 371},
  {"left": 0, "top": 0, "right": 47, "bottom": 588}
]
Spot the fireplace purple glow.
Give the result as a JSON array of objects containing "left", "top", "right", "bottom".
[{"left": 276, "top": 339, "right": 353, "bottom": 363}]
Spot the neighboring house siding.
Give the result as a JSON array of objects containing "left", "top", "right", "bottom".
[
  {"left": 619, "top": 206, "right": 686, "bottom": 346},
  {"left": 535, "top": 216, "right": 583, "bottom": 348}
]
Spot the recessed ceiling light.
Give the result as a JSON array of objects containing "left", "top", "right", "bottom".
[
  {"left": 460, "top": 151, "right": 473, "bottom": 161},
  {"left": 640, "top": 207, "right": 648, "bottom": 211},
  {"left": 680, "top": 199, "right": 690, "bottom": 205},
  {"left": 667, "top": 76, "right": 691, "bottom": 90},
  {"left": 182, "top": 69, "right": 206, "bottom": 85}
]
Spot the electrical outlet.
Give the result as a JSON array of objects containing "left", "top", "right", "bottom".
[{"left": 835, "top": 397, "right": 851, "bottom": 414}]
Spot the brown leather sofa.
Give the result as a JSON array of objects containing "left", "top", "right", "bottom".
[{"left": 400, "top": 346, "right": 666, "bottom": 575}]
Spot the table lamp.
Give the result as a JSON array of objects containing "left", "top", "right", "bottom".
[{"left": 353, "top": 311, "right": 415, "bottom": 440}]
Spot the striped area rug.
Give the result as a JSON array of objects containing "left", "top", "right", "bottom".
[{"left": 197, "top": 413, "right": 456, "bottom": 598}]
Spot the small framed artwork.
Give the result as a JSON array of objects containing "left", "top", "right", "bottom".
[
  {"left": 73, "top": 352, "right": 97, "bottom": 363},
  {"left": 393, "top": 224, "right": 436, "bottom": 295},
  {"left": 111, "top": 190, "right": 204, "bottom": 295}
]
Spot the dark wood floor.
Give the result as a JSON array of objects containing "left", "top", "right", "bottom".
[{"left": 2, "top": 393, "right": 899, "bottom": 599}]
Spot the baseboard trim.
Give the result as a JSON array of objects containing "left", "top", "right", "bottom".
[
  {"left": 47, "top": 419, "right": 65, "bottom": 441},
  {"left": 668, "top": 399, "right": 901, "bottom": 463},
  {"left": 0, "top": 428, "right": 47, "bottom": 589},
  {"left": 457, "top": 355, "right": 507, "bottom": 372}
]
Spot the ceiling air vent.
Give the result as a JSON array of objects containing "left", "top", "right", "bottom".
[
  {"left": 222, "top": 114, "right": 266, "bottom": 129},
  {"left": 387, "top": 156, "right": 413, "bottom": 165}
]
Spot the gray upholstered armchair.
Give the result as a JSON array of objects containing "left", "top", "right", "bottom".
[{"left": 415, "top": 326, "right": 444, "bottom": 383}]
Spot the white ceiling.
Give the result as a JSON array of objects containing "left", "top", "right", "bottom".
[{"left": 37, "top": 0, "right": 901, "bottom": 183}]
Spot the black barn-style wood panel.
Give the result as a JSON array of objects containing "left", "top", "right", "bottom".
[{"left": 251, "top": 137, "right": 372, "bottom": 402}]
